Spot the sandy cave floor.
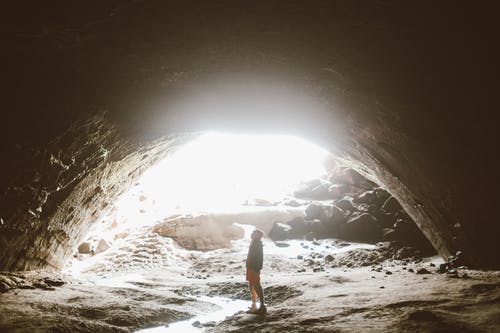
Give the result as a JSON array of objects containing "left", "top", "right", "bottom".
[{"left": 1, "top": 233, "right": 500, "bottom": 333}]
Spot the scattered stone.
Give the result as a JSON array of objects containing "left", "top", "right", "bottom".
[
  {"left": 408, "top": 268, "right": 415, "bottom": 273},
  {"left": 324, "top": 255, "right": 334, "bottom": 262},
  {"left": 77, "top": 242, "right": 92, "bottom": 254},
  {"left": 416, "top": 268, "right": 431, "bottom": 275},
  {"left": 33, "top": 282, "right": 55, "bottom": 290},
  {"left": 446, "top": 269, "right": 459, "bottom": 278},
  {"left": 44, "top": 278, "right": 65, "bottom": 287},
  {"left": 0, "top": 282, "right": 11, "bottom": 293},
  {"left": 18, "top": 284, "right": 36, "bottom": 290},
  {"left": 202, "top": 321, "right": 216, "bottom": 327},
  {"left": 385, "top": 271, "right": 392, "bottom": 275},
  {"left": 95, "top": 239, "right": 111, "bottom": 254},
  {"left": 115, "top": 232, "right": 129, "bottom": 239}
]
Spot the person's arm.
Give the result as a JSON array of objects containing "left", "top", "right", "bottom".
[
  {"left": 248, "top": 242, "right": 262, "bottom": 271},
  {"left": 255, "top": 243, "right": 263, "bottom": 271}
]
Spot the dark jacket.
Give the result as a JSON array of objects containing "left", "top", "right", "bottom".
[{"left": 246, "top": 239, "right": 263, "bottom": 272}]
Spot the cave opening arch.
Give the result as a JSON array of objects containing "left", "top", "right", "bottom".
[{"left": 0, "top": 73, "right": 478, "bottom": 271}]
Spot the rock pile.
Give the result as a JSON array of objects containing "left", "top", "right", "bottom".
[
  {"left": 0, "top": 271, "right": 66, "bottom": 293},
  {"left": 271, "top": 168, "right": 435, "bottom": 254}
]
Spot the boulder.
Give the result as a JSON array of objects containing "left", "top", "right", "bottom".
[
  {"left": 310, "top": 220, "right": 327, "bottom": 236},
  {"left": 269, "top": 222, "right": 292, "bottom": 241},
  {"left": 332, "top": 168, "right": 365, "bottom": 186},
  {"left": 340, "top": 213, "right": 380, "bottom": 242},
  {"left": 287, "top": 217, "right": 312, "bottom": 239},
  {"left": 95, "top": 239, "right": 111, "bottom": 254},
  {"left": 381, "top": 196, "right": 403, "bottom": 214},
  {"left": 388, "top": 219, "right": 435, "bottom": 254},
  {"left": 305, "top": 231, "right": 318, "bottom": 241},
  {"left": 329, "top": 205, "right": 346, "bottom": 224},
  {"left": 416, "top": 268, "right": 432, "bottom": 274},
  {"left": 327, "top": 184, "right": 351, "bottom": 199},
  {"left": 0, "top": 282, "right": 10, "bottom": 293},
  {"left": 114, "top": 231, "right": 129, "bottom": 239},
  {"left": 282, "top": 199, "right": 302, "bottom": 207},
  {"left": 293, "top": 179, "right": 322, "bottom": 198},
  {"left": 309, "top": 183, "right": 331, "bottom": 200},
  {"left": 373, "top": 187, "right": 391, "bottom": 205},
  {"left": 353, "top": 190, "right": 377, "bottom": 205},
  {"left": 394, "top": 246, "right": 419, "bottom": 260},
  {"left": 356, "top": 203, "right": 378, "bottom": 215},
  {"left": 43, "top": 278, "right": 65, "bottom": 287},
  {"left": 244, "top": 198, "right": 275, "bottom": 206},
  {"left": 77, "top": 242, "right": 92, "bottom": 254},
  {"left": 153, "top": 215, "right": 244, "bottom": 250},
  {"left": 320, "top": 206, "right": 345, "bottom": 237},
  {"left": 305, "top": 203, "right": 327, "bottom": 222},
  {"left": 336, "top": 198, "right": 354, "bottom": 212},
  {"left": 331, "top": 168, "right": 377, "bottom": 190}
]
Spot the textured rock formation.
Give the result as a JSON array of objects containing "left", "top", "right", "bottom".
[
  {"left": 1, "top": 1, "right": 498, "bottom": 269},
  {"left": 0, "top": 113, "right": 193, "bottom": 270}
]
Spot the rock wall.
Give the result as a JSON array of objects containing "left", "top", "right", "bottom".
[
  {"left": 0, "top": 112, "right": 191, "bottom": 270},
  {"left": 2, "top": 1, "right": 498, "bottom": 269}
]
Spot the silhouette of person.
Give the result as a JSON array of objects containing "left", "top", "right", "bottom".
[{"left": 246, "top": 229, "right": 266, "bottom": 313}]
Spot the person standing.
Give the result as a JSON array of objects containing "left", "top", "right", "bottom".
[{"left": 246, "top": 229, "right": 266, "bottom": 313}]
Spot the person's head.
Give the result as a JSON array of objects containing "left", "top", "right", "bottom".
[{"left": 251, "top": 229, "right": 263, "bottom": 241}]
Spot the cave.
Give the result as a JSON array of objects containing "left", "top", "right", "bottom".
[{"left": 1, "top": 1, "right": 499, "bottom": 332}]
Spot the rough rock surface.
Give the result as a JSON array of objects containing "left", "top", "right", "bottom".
[{"left": 1, "top": 231, "right": 500, "bottom": 332}]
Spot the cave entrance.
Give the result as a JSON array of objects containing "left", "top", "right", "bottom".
[{"left": 66, "top": 131, "right": 434, "bottom": 278}]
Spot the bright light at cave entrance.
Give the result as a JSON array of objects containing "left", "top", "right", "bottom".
[{"left": 113, "top": 132, "right": 330, "bottom": 227}]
